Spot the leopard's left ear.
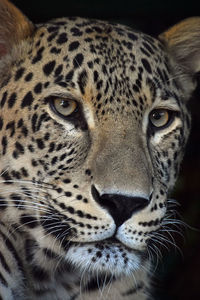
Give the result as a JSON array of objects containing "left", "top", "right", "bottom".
[
  {"left": 159, "top": 17, "right": 200, "bottom": 94},
  {"left": 0, "top": 0, "right": 34, "bottom": 58}
]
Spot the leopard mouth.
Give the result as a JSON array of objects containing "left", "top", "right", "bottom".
[{"left": 91, "top": 237, "right": 136, "bottom": 252}]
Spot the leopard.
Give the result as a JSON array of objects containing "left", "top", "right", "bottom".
[{"left": 0, "top": 0, "right": 199, "bottom": 299}]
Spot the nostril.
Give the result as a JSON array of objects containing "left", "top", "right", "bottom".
[{"left": 91, "top": 185, "right": 149, "bottom": 227}]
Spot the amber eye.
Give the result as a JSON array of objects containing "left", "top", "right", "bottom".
[
  {"left": 149, "top": 109, "right": 170, "bottom": 128},
  {"left": 50, "top": 97, "right": 78, "bottom": 118}
]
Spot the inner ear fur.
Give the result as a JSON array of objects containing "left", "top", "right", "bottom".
[
  {"left": 159, "top": 17, "right": 200, "bottom": 76},
  {"left": 0, "top": 0, "right": 34, "bottom": 58}
]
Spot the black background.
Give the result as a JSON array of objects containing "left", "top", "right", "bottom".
[{"left": 13, "top": 1, "right": 200, "bottom": 299}]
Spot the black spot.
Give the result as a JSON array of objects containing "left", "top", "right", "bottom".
[
  {"left": 85, "top": 37, "right": 93, "bottom": 42},
  {"left": 48, "top": 142, "right": 55, "bottom": 153},
  {"left": 15, "top": 141, "right": 24, "bottom": 154},
  {"left": 10, "top": 193, "right": 22, "bottom": 207},
  {"left": 122, "top": 40, "right": 133, "bottom": 50},
  {"left": 51, "top": 156, "right": 57, "bottom": 165},
  {"left": 56, "top": 32, "right": 68, "bottom": 44},
  {"left": 47, "top": 32, "right": 57, "bottom": 42},
  {"left": 31, "top": 159, "right": 38, "bottom": 167},
  {"left": 25, "top": 72, "right": 33, "bottom": 82},
  {"left": 43, "top": 60, "right": 56, "bottom": 76},
  {"left": 34, "top": 83, "right": 42, "bottom": 94},
  {"left": 21, "top": 167, "right": 29, "bottom": 177},
  {"left": 36, "top": 139, "right": 45, "bottom": 150},
  {"left": 47, "top": 26, "right": 59, "bottom": 33},
  {"left": 85, "top": 169, "right": 91, "bottom": 176},
  {"left": 133, "top": 83, "right": 140, "bottom": 93},
  {"left": 70, "top": 27, "right": 83, "bottom": 36},
  {"left": 31, "top": 113, "right": 38, "bottom": 133},
  {"left": 10, "top": 171, "right": 21, "bottom": 180},
  {"left": 65, "top": 70, "right": 74, "bottom": 82},
  {"left": 142, "top": 42, "right": 154, "bottom": 55},
  {"left": 12, "top": 150, "right": 17, "bottom": 159},
  {"left": 96, "top": 93, "right": 102, "bottom": 101},
  {"left": 63, "top": 178, "right": 71, "bottom": 184},
  {"left": 66, "top": 158, "right": 73, "bottom": 164},
  {"left": 2, "top": 136, "right": 7, "bottom": 155},
  {"left": 87, "top": 61, "right": 93, "bottom": 69},
  {"left": 21, "top": 91, "right": 34, "bottom": 108},
  {"left": 17, "top": 119, "right": 23, "bottom": 128},
  {"left": 78, "top": 70, "right": 88, "bottom": 94},
  {"left": 0, "top": 118, "right": 3, "bottom": 130},
  {"left": 128, "top": 32, "right": 138, "bottom": 41},
  {"left": 56, "top": 143, "right": 63, "bottom": 151},
  {"left": 65, "top": 192, "right": 72, "bottom": 197},
  {"left": 60, "top": 153, "right": 66, "bottom": 161},
  {"left": 32, "top": 47, "right": 45, "bottom": 64},
  {"left": 69, "top": 41, "right": 80, "bottom": 51},
  {"left": 20, "top": 214, "right": 39, "bottom": 229},
  {"left": 15, "top": 67, "right": 25, "bottom": 81},
  {"left": 141, "top": 58, "right": 152, "bottom": 74},
  {"left": 54, "top": 65, "right": 63, "bottom": 77},
  {"left": 67, "top": 206, "right": 75, "bottom": 214},
  {"left": 57, "top": 80, "right": 68, "bottom": 88},
  {"left": 8, "top": 92, "right": 17, "bottom": 108},
  {"left": 50, "top": 47, "right": 61, "bottom": 54},
  {"left": 73, "top": 53, "right": 84, "bottom": 68},
  {"left": 93, "top": 70, "right": 98, "bottom": 82},
  {"left": 0, "top": 196, "right": 7, "bottom": 210},
  {"left": 6, "top": 121, "right": 15, "bottom": 137},
  {"left": 132, "top": 99, "right": 138, "bottom": 107},
  {"left": 96, "top": 80, "right": 103, "bottom": 90},
  {"left": 44, "top": 133, "right": 50, "bottom": 141},
  {"left": 59, "top": 202, "right": 66, "bottom": 210},
  {"left": 160, "top": 189, "right": 164, "bottom": 195},
  {"left": 0, "top": 91, "right": 7, "bottom": 108},
  {"left": 140, "top": 47, "right": 150, "bottom": 57}
]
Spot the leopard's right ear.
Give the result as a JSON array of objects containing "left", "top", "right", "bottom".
[
  {"left": 159, "top": 17, "right": 200, "bottom": 95},
  {"left": 0, "top": 0, "right": 34, "bottom": 58}
]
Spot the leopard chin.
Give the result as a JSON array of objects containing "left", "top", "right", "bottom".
[{"left": 65, "top": 238, "right": 146, "bottom": 277}]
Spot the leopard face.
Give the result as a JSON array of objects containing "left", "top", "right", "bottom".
[{"left": 0, "top": 1, "right": 199, "bottom": 296}]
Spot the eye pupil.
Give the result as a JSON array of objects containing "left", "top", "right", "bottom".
[
  {"left": 152, "top": 111, "right": 163, "bottom": 120},
  {"left": 61, "top": 100, "right": 70, "bottom": 108}
]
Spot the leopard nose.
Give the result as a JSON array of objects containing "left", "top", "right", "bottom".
[{"left": 91, "top": 185, "right": 149, "bottom": 227}]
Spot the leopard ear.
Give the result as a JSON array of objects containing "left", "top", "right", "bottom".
[
  {"left": 159, "top": 17, "right": 200, "bottom": 94},
  {"left": 0, "top": 0, "right": 34, "bottom": 58}
]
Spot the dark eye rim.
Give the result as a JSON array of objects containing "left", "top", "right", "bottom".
[
  {"left": 148, "top": 109, "right": 179, "bottom": 131},
  {"left": 49, "top": 96, "right": 79, "bottom": 120}
]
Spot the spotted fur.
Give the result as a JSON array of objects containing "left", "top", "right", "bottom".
[{"left": 0, "top": 1, "right": 200, "bottom": 299}]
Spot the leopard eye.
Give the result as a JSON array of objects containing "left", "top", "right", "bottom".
[
  {"left": 149, "top": 109, "right": 170, "bottom": 128},
  {"left": 50, "top": 97, "right": 78, "bottom": 118}
]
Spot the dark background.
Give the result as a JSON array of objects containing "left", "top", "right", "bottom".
[{"left": 13, "top": 0, "right": 200, "bottom": 299}]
